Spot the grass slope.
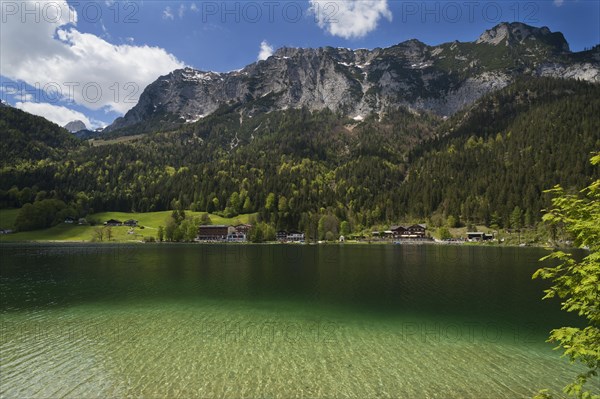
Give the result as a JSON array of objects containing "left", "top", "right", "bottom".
[
  {"left": 0, "top": 210, "right": 257, "bottom": 243},
  {"left": 0, "top": 208, "right": 20, "bottom": 229}
]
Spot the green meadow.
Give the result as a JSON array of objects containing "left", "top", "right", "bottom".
[
  {"left": 0, "top": 208, "right": 19, "bottom": 230},
  {"left": 0, "top": 209, "right": 256, "bottom": 243}
]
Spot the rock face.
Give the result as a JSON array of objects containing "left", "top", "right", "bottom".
[
  {"left": 476, "top": 22, "right": 570, "bottom": 51},
  {"left": 64, "top": 120, "right": 87, "bottom": 133},
  {"left": 537, "top": 63, "right": 600, "bottom": 82},
  {"left": 105, "top": 22, "right": 600, "bottom": 133}
]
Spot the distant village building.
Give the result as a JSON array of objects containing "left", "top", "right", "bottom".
[
  {"left": 124, "top": 219, "right": 138, "bottom": 227},
  {"left": 196, "top": 225, "right": 251, "bottom": 242},
  {"left": 64, "top": 217, "right": 75, "bottom": 224},
  {"left": 390, "top": 224, "right": 427, "bottom": 238},
  {"left": 275, "top": 231, "right": 305, "bottom": 242},
  {"left": 227, "top": 232, "right": 246, "bottom": 242},
  {"left": 372, "top": 224, "right": 428, "bottom": 240},
  {"left": 276, "top": 231, "right": 288, "bottom": 241},
  {"left": 104, "top": 219, "right": 123, "bottom": 226},
  {"left": 467, "top": 232, "right": 494, "bottom": 241},
  {"left": 276, "top": 231, "right": 305, "bottom": 242},
  {"left": 78, "top": 218, "right": 88, "bottom": 225},
  {"left": 197, "top": 225, "right": 233, "bottom": 241},
  {"left": 234, "top": 224, "right": 252, "bottom": 235},
  {"left": 286, "top": 231, "right": 305, "bottom": 242}
]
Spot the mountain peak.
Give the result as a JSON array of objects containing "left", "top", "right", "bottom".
[
  {"left": 272, "top": 46, "right": 302, "bottom": 58},
  {"left": 476, "top": 22, "right": 569, "bottom": 52},
  {"left": 104, "top": 23, "right": 596, "bottom": 135},
  {"left": 64, "top": 120, "right": 87, "bottom": 133}
]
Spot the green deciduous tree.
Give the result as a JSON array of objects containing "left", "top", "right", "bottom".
[
  {"left": 265, "top": 193, "right": 276, "bottom": 212},
  {"left": 263, "top": 223, "right": 276, "bottom": 242},
  {"left": 242, "top": 197, "right": 253, "bottom": 214},
  {"left": 438, "top": 227, "right": 452, "bottom": 240},
  {"left": 533, "top": 154, "right": 600, "bottom": 399},
  {"left": 248, "top": 222, "right": 275, "bottom": 243},
  {"left": 318, "top": 214, "right": 339, "bottom": 240},
  {"left": 165, "top": 218, "right": 177, "bottom": 242},
  {"left": 104, "top": 226, "right": 113, "bottom": 241},
  {"left": 446, "top": 215, "right": 459, "bottom": 228},
  {"left": 340, "top": 221, "right": 350, "bottom": 236},
  {"left": 248, "top": 224, "right": 264, "bottom": 243},
  {"left": 172, "top": 224, "right": 184, "bottom": 242},
  {"left": 93, "top": 226, "right": 104, "bottom": 242},
  {"left": 278, "top": 195, "right": 288, "bottom": 213},
  {"left": 229, "top": 192, "right": 241, "bottom": 214},
  {"left": 200, "top": 213, "right": 212, "bottom": 225},
  {"left": 14, "top": 199, "right": 67, "bottom": 231}
]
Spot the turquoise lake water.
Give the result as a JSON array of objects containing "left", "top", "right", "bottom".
[{"left": 0, "top": 243, "right": 596, "bottom": 398}]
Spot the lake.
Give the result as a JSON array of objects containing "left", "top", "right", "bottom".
[{"left": 0, "top": 243, "right": 595, "bottom": 398}]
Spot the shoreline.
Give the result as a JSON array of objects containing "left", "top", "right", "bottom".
[{"left": 0, "top": 239, "right": 560, "bottom": 249}]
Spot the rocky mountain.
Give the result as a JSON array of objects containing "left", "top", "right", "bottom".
[
  {"left": 476, "top": 23, "right": 569, "bottom": 49},
  {"left": 105, "top": 22, "right": 599, "bottom": 135},
  {"left": 64, "top": 120, "right": 87, "bottom": 133}
]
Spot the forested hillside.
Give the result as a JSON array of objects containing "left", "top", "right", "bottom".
[
  {"left": 0, "top": 77, "right": 598, "bottom": 234},
  {"left": 400, "top": 78, "right": 600, "bottom": 228},
  {"left": 0, "top": 107, "right": 81, "bottom": 166}
]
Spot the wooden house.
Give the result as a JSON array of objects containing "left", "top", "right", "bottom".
[
  {"left": 390, "top": 224, "right": 427, "bottom": 238},
  {"left": 234, "top": 224, "right": 252, "bottom": 234},
  {"left": 197, "top": 225, "right": 231, "bottom": 241},
  {"left": 276, "top": 231, "right": 288, "bottom": 241},
  {"left": 287, "top": 231, "right": 305, "bottom": 242},
  {"left": 104, "top": 219, "right": 123, "bottom": 226},
  {"left": 467, "top": 232, "right": 494, "bottom": 241},
  {"left": 227, "top": 232, "right": 247, "bottom": 242}
]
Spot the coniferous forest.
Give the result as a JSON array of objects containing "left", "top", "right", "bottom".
[{"left": 1, "top": 77, "right": 598, "bottom": 234}]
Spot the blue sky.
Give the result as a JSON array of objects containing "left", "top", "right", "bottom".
[
  {"left": 111, "top": 0, "right": 600, "bottom": 71},
  {"left": 1, "top": 0, "right": 598, "bottom": 129}
]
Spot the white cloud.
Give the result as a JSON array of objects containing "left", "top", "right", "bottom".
[
  {"left": 258, "top": 40, "right": 274, "bottom": 61},
  {"left": 163, "top": 6, "right": 174, "bottom": 20},
  {"left": 1, "top": 0, "right": 184, "bottom": 116},
  {"left": 100, "top": 20, "right": 110, "bottom": 39},
  {"left": 309, "top": 0, "right": 392, "bottom": 39},
  {"left": 0, "top": 86, "right": 18, "bottom": 95},
  {"left": 553, "top": 0, "right": 564, "bottom": 6},
  {"left": 190, "top": 3, "right": 198, "bottom": 12},
  {"left": 178, "top": 4, "right": 186, "bottom": 18},
  {"left": 16, "top": 101, "right": 92, "bottom": 129},
  {"left": 15, "top": 93, "right": 34, "bottom": 102}
]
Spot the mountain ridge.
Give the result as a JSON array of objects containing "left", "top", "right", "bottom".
[{"left": 105, "top": 22, "right": 599, "bottom": 135}]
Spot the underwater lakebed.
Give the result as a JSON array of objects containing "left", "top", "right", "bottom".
[{"left": 0, "top": 243, "right": 595, "bottom": 398}]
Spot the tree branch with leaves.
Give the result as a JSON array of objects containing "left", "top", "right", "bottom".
[{"left": 533, "top": 153, "right": 600, "bottom": 399}]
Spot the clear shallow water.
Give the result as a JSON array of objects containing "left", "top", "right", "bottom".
[{"left": 0, "top": 243, "right": 596, "bottom": 398}]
